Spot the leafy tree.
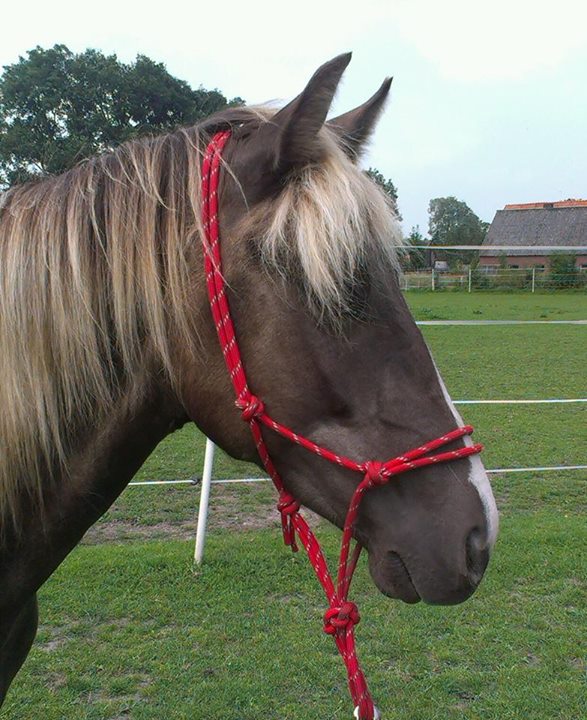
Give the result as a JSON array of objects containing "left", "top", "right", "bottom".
[
  {"left": 428, "top": 196, "right": 488, "bottom": 267},
  {"left": 0, "top": 45, "right": 243, "bottom": 185},
  {"left": 403, "top": 225, "right": 427, "bottom": 270},
  {"left": 549, "top": 252, "right": 581, "bottom": 288},
  {"left": 366, "top": 167, "right": 402, "bottom": 221}
]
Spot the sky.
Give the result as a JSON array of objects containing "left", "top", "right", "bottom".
[{"left": 2, "top": 0, "right": 586, "bottom": 235}]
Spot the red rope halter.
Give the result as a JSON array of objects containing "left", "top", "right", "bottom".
[{"left": 201, "top": 130, "right": 483, "bottom": 720}]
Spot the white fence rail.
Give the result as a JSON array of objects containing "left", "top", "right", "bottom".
[
  {"left": 128, "top": 464, "right": 587, "bottom": 490},
  {"left": 416, "top": 320, "right": 586, "bottom": 325}
]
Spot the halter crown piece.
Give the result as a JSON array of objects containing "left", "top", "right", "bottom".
[{"left": 201, "top": 131, "right": 483, "bottom": 720}]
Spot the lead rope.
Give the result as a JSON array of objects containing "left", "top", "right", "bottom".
[{"left": 201, "top": 131, "right": 483, "bottom": 719}]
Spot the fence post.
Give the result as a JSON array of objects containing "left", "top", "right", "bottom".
[
  {"left": 431, "top": 268, "right": 435, "bottom": 291},
  {"left": 468, "top": 267, "right": 472, "bottom": 293},
  {"left": 194, "top": 438, "right": 216, "bottom": 564},
  {"left": 531, "top": 267, "right": 536, "bottom": 293}
]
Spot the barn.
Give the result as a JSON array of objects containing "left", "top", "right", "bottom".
[{"left": 479, "top": 200, "right": 587, "bottom": 270}]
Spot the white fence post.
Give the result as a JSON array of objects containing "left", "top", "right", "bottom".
[
  {"left": 431, "top": 268, "right": 435, "bottom": 291},
  {"left": 468, "top": 267, "right": 472, "bottom": 293},
  {"left": 532, "top": 267, "right": 536, "bottom": 293},
  {"left": 194, "top": 438, "right": 216, "bottom": 564}
]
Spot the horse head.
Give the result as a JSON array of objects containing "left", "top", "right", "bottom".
[{"left": 178, "top": 54, "right": 498, "bottom": 606}]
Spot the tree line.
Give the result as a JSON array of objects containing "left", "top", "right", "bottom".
[
  {"left": 0, "top": 45, "right": 487, "bottom": 265},
  {"left": 0, "top": 45, "right": 243, "bottom": 185}
]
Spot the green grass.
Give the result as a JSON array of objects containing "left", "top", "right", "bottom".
[
  {"left": 3, "top": 292, "right": 586, "bottom": 719},
  {"left": 4, "top": 515, "right": 586, "bottom": 719},
  {"left": 405, "top": 290, "right": 587, "bottom": 321},
  {"left": 427, "top": 325, "right": 585, "bottom": 398}
]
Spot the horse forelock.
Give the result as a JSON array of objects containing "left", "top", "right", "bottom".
[{"left": 255, "top": 125, "right": 403, "bottom": 321}]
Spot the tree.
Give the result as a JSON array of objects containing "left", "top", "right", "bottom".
[
  {"left": 428, "top": 196, "right": 488, "bottom": 267},
  {"left": 549, "top": 252, "right": 581, "bottom": 288},
  {"left": 0, "top": 45, "right": 244, "bottom": 185},
  {"left": 403, "top": 225, "right": 427, "bottom": 270},
  {"left": 366, "top": 167, "right": 402, "bottom": 221}
]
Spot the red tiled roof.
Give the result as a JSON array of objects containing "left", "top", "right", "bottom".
[{"left": 505, "top": 200, "right": 587, "bottom": 210}]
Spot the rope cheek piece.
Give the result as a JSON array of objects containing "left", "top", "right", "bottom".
[{"left": 201, "top": 131, "right": 483, "bottom": 720}]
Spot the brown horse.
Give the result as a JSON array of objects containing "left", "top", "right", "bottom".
[{"left": 0, "top": 53, "right": 498, "bottom": 709}]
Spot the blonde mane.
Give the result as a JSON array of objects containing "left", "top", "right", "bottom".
[
  {"left": 0, "top": 108, "right": 402, "bottom": 534},
  {"left": 258, "top": 126, "right": 402, "bottom": 317}
]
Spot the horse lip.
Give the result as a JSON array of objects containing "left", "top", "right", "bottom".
[
  {"left": 387, "top": 551, "right": 421, "bottom": 603},
  {"left": 369, "top": 550, "right": 421, "bottom": 604}
]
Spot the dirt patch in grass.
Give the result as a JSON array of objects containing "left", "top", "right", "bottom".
[
  {"left": 83, "top": 520, "right": 199, "bottom": 544},
  {"left": 46, "top": 672, "right": 68, "bottom": 691},
  {"left": 84, "top": 483, "right": 324, "bottom": 544},
  {"left": 36, "top": 621, "right": 82, "bottom": 651}
]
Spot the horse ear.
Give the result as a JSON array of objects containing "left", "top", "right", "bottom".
[
  {"left": 271, "top": 52, "right": 352, "bottom": 170},
  {"left": 327, "top": 77, "right": 393, "bottom": 161}
]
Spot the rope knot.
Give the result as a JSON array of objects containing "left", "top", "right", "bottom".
[
  {"left": 277, "top": 492, "right": 301, "bottom": 552},
  {"left": 277, "top": 492, "right": 300, "bottom": 517},
  {"left": 323, "top": 601, "right": 361, "bottom": 635},
  {"left": 235, "top": 394, "right": 265, "bottom": 422},
  {"left": 364, "top": 461, "right": 386, "bottom": 487}
]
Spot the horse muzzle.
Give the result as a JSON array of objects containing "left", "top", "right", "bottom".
[{"left": 368, "top": 524, "right": 491, "bottom": 606}]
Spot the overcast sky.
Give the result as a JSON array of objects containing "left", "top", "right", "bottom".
[{"left": 2, "top": 0, "right": 586, "bottom": 235}]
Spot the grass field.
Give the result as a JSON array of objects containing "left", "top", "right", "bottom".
[
  {"left": 406, "top": 290, "right": 587, "bottom": 321},
  {"left": 2, "top": 291, "right": 586, "bottom": 720}
]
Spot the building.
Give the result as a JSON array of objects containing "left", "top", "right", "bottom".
[{"left": 479, "top": 200, "right": 587, "bottom": 270}]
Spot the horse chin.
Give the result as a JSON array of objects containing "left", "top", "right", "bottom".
[
  {"left": 368, "top": 549, "right": 485, "bottom": 606},
  {"left": 367, "top": 551, "right": 421, "bottom": 604}
]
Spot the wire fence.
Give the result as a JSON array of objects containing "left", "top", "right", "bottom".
[
  {"left": 402, "top": 267, "right": 587, "bottom": 292},
  {"left": 401, "top": 244, "right": 587, "bottom": 292}
]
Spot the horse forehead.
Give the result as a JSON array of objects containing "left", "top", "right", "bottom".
[{"left": 222, "top": 127, "right": 280, "bottom": 206}]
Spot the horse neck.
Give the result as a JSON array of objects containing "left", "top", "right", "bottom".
[{"left": 0, "top": 377, "right": 188, "bottom": 610}]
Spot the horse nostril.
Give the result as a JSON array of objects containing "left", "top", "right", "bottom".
[{"left": 465, "top": 527, "right": 490, "bottom": 586}]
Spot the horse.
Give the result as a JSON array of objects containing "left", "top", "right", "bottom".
[{"left": 0, "top": 53, "right": 498, "bottom": 713}]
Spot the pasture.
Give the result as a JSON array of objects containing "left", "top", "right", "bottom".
[{"left": 3, "top": 292, "right": 586, "bottom": 720}]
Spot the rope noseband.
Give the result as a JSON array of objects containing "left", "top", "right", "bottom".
[{"left": 201, "top": 130, "right": 483, "bottom": 719}]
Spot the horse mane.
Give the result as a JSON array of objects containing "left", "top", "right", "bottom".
[
  {"left": 255, "top": 120, "right": 402, "bottom": 318},
  {"left": 0, "top": 107, "right": 402, "bottom": 535}
]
